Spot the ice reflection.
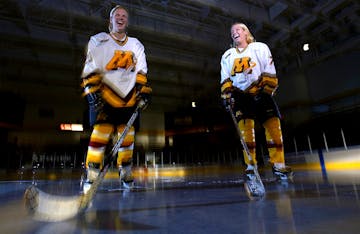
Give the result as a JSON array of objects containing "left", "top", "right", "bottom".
[{"left": 1, "top": 165, "right": 360, "bottom": 233}]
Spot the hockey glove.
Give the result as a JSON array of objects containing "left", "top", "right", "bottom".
[
  {"left": 221, "top": 92, "right": 234, "bottom": 112},
  {"left": 221, "top": 78, "right": 234, "bottom": 111},
  {"left": 258, "top": 74, "right": 278, "bottom": 96},
  {"left": 136, "top": 85, "right": 152, "bottom": 110},
  {"left": 81, "top": 74, "right": 103, "bottom": 126},
  {"left": 83, "top": 85, "right": 103, "bottom": 126},
  {"left": 135, "top": 73, "right": 152, "bottom": 110},
  {"left": 85, "top": 88, "right": 102, "bottom": 110}
]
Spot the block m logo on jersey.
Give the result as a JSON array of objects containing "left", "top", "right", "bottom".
[
  {"left": 106, "top": 50, "right": 136, "bottom": 71},
  {"left": 230, "top": 57, "right": 256, "bottom": 76}
]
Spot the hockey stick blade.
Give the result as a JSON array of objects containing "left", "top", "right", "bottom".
[
  {"left": 24, "top": 185, "right": 82, "bottom": 222},
  {"left": 243, "top": 179, "right": 265, "bottom": 200},
  {"left": 227, "top": 107, "right": 266, "bottom": 199},
  {"left": 24, "top": 104, "right": 141, "bottom": 222}
]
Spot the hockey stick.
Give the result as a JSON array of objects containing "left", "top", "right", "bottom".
[
  {"left": 24, "top": 102, "right": 142, "bottom": 222},
  {"left": 227, "top": 106, "right": 265, "bottom": 199}
]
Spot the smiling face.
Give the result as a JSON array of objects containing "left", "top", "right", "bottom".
[
  {"left": 231, "top": 23, "right": 248, "bottom": 48},
  {"left": 110, "top": 7, "right": 129, "bottom": 34}
]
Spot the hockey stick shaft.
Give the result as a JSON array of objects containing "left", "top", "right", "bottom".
[
  {"left": 228, "top": 107, "right": 253, "bottom": 162},
  {"left": 227, "top": 107, "right": 264, "bottom": 186}
]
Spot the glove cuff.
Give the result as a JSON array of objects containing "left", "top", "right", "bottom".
[
  {"left": 139, "top": 85, "right": 152, "bottom": 95},
  {"left": 221, "top": 78, "right": 233, "bottom": 94}
]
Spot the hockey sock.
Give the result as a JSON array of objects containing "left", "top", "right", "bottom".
[
  {"left": 238, "top": 119, "right": 257, "bottom": 165},
  {"left": 86, "top": 123, "right": 114, "bottom": 169},
  {"left": 263, "top": 117, "right": 285, "bottom": 164},
  {"left": 116, "top": 125, "right": 135, "bottom": 167}
]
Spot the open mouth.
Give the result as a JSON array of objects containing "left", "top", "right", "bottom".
[
  {"left": 232, "top": 34, "right": 240, "bottom": 40},
  {"left": 116, "top": 20, "right": 124, "bottom": 26}
]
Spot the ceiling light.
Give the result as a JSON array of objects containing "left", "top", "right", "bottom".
[
  {"left": 303, "top": 43, "right": 309, "bottom": 51},
  {"left": 60, "top": 123, "right": 83, "bottom": 131}
]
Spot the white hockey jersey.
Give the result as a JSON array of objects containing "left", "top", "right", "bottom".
[
  {"left": 220, "top": 42, "right": 276, "bottom": 91},
  {"left": 82, "top": 32, "right": 147, "bottom": 98}
]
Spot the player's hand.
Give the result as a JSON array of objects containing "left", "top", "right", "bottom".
[
  {"left": 136, "top": 83, "right": 152, "bottom": 110},
  {"left": 85, "top": 88, "right": 103, "bottom": 112},
  {"left": 221, "top": 93, "right": 234, "bottom": 111},
  {"left": 137, "top": 93, "right": 151, "bottom": 110}
]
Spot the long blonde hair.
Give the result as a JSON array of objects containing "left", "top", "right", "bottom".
[{"left": 231, "top": 22, "right": 255, "bottom": 47}]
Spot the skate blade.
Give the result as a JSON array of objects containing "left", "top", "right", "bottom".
[
  {"left": 275, "top": 172, "right": 294, "bottom": 182},
  {"left": 244, "top": 183, "right": 265, "bottom": 201},
  {"left": 121, "top": 181, "right": 134, "bottom": 190}
]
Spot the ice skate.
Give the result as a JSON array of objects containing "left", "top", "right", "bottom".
[
  {"left": 244, "top": 169, "right": 265, "bottom": 200},
  {"left": 119, "top": 165, "right": 134, "bottom": 190},
  {"left": 81, "top": 165, "right": 99, "bottom": 194},
  {"left": 272, "top": 165, "right": 293, "bottom": 181},
  {"left": 82, "top": 180, "right": 92, "bottom": 194}
]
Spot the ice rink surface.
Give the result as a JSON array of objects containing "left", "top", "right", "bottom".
[{"left": 1, "top": 166, "right": 360, "bottom": 234}]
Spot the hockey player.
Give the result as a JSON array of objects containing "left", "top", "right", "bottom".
[
  {"left": 220, "top": 23, "right": 293, "bottom": 188},
  {"left": 81, "top": 5, "right": 151, "bottom": 193}
]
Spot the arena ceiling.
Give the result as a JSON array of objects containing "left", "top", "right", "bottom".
[{"left": 0, "top": 0, "right": 359, "bottom": 112}]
